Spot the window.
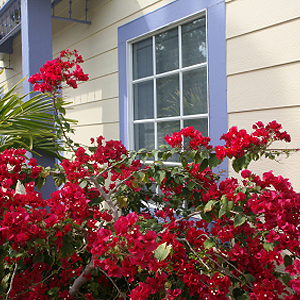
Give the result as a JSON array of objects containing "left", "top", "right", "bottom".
[
  {"left": 118, "top": 0, "right": 227, "bottom": 166},
  {"left": 130, "top": 15, "right": 208, "bottom": 153}
]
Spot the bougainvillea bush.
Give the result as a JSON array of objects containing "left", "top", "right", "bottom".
[{"left": 1, "top": 51, "right": 300, "bottom": 300}]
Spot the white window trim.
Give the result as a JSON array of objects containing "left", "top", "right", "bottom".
[{"left": 127, "top": 11, "right": 209, "bottom": 154}]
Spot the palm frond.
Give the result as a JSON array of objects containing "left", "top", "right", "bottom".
[{"left": 0, "top": 81, "right": 64, "bottom": 160}]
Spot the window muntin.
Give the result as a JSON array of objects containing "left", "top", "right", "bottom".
[{"left": 130, "top": 14, "right": 208, "bottom": 154}]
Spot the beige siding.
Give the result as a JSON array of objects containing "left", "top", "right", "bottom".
[
  {"left": 227, "top": 62, "right": 300, "bottom": 112},
  {"left": 226, "top": 0, "right": 300, "bottom": 38},
  {"left": 227, "top": 18, "right": 300, "bottom": 75},
  {"left": 226, "top": 0, "right": 300, "bottom": 190},
  {"left": 67, "top": 98, "right": 119, "bottom": 125},
  {"left": 71, "top": 122, "right": 120, "bottom": 146}
]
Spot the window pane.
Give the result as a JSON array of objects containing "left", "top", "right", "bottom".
[
  {"left": 133, "top": 81, "right": 154, "bottom": 120},
  {"left": 134, "top": 123, "right": 155, "bottom": 150},
  {"left": 157, "top": 121, "right": 180, "bottom": 146},
  {"left": 182, "top": 16, "right": 206, "bottom": 67},
  {"left": 183, "top": 67, "right": 207, "bottom": 115},
  {"left": 133, "top": 37, "right": 153, "bottom": 80},
  {"left": 156, "top": 28, "right": 179, "bottom": 74},
  {"left": 184, "top": 118, "right": 208, "bottom": 137},
  {"left": 157, "top": 74, "right": 179, "bottom": 118}
]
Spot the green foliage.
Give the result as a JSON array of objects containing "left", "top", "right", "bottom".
[{"left": 0, "top": 81, "right": 64, "bottom": 159}]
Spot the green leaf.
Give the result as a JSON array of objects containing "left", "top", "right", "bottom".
[
  {"left": 140, "top": 152, "right": 148, "bottom": 164},
  {"left": 234, "top": 214, "right": 246, "bottom": 227},
  {"left": 244, "top": 273, "right": 256, "bottom": 283},
  {"left": 131, "top": 180, "right": 139, "bottom": 189},
  {"left": 117, "top": 196, "right": 128, "bottom": 208},
  {"left": 203, "top": 239, "right": 215, "bottom": 249},
  {"left": 204, "top": 200, "right": 216, "bottom": 213},
  {"left": 159, "top": 144, "right": 169, "bottom": 150},
  {"left": 193, "top": 151, "right": 201, "bottom": 163},
  {"left": 238, "top": 294, "right": 250, "bottom": 300},
  {"left": 284, "top": 255, "right": 293, "bottom": 267},
  {"left": 208, "top": 153, "right": 222, "bottom": 169},
  {"left": 88, "top": 197, "right": 104, "bottom": 207},
  {"left": 263, "top": 242, "right": 274, "bottom": 252},
  {"left": 180, "top": 154, "right": 188, "bottom": 167},
  {"left": 151, "top": 149, "right": 159, "bottom": 158},
  {"left": 154, "top": 242, "right": 172, "bottom": 262},
  {"left": 218, "top": 206, "right": 226, "bottom": 219},
  {"left": 201, "top": 211, "right": 213, "bottom": 223},
  {"left": 33, "top": 251, "right": 44, "bottom": 263},
  {"left": 282, "top": 274, "right": 292, "bottom": 286},
  {"left": 48, "top": 287, "right": 60, "bottom": 296},
  {"left": 233, "top": 206, "right": 244, "bottom": 213},
  {"left": 60, "top": 236, "right": 75, "bottom": 258},
  {"left": 114, "top": 167, "right": 123, "bottom": 174},
  {"left": 233, "top": 288, "right": 245, "bottom": 300},
  {"left": 187, "top": 180, "right": 196, "bottom": 190},
  {"left": 232, "top": 156, "right": 247, "bottom": 172},
  {"left": 52, "top": 172, "right": 66, "bottom": 187},
  {"left": 133, "top": 171, "right": 145, "bottom": 182},
  {"left": 36, "top": 177, "right": 46, "bottom": 191},
  {"left": 153, "top": 169, "right": 166, "bottom": 184},
  {"left": 199, "top": 158, "right": 208, "bottom": 171},
  {"left": 227, "top": 200, "right": 234, "bottom": 212}
]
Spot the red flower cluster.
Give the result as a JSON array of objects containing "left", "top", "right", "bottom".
[
  {"left": 28, "top": 49, "right": 89, "bottom": 93},
  {"left": 215, "top": 120, "right": 291, "bottom": 159},
  {"left": 165, "top": 126, "right": 212, "bottom": 150},
  {"left": 1, "top": 121, "right": 299, "bottom": 300}
]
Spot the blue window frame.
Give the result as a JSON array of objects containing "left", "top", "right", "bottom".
[{"left": 118, "top": 0, "right": 226, "bottom": 154}]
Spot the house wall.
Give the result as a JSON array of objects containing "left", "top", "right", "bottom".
[
  {"left": 52, "top": 0, "right": 175, "bottom": 146},
  {"left": 225, "top": 0, "right": 300, "bottom": 190}
]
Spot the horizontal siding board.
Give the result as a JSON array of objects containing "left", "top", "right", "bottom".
[
  {"left": 72, "top": 122, "right": 120, "bottom": 145},
  {"left": 66, "top": 98, "right": 119, "bottom": 125},
  {"left": 52, "top": 0, "right": 174, "bottom": 57},
  {"left": 53, "top": 24, "right": 117, "bottom": 59},
  {"left": 228, "top": 107, "right": 300, "bottom": 149},
  {"left": 63, "top": 73, "right": 118, "bottom": 105},
  {"left": 227, "top": 62, "right": 300, "bottom": 113},
  {"left": 227, "top": 18, "right": 300, "bottom": 75},
  {"left": 81, "top": 49, "right": 118, "bottom": 81},
  {"left": 226, "top": 0, "right": 300, "bottom": 38}
]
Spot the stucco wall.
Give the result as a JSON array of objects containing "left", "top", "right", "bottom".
[{"left": 225, "top": 0, "right": 300, "bottom": 190}]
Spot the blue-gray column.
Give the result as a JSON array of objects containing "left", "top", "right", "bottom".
[{"left": 21, "top": 0, "right": 56, "bottom": 199}]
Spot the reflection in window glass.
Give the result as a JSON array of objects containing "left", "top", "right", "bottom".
[
  {"left": 134, "top": 81, "right": 154, "bottom": 120},
  {"left": 182, "top": 16, "right": 206, "bottom": 67},
  {"left": 133, "top": 37, "right": 153, "bottom": 80},
  {"left": 157, "top": 74, "right": 179, "bottom": 118},
  {"left": 183, "top": 67, "right": 207, "bottom": 115},
  {"left": 155, "top": 28, "right": 179, "bottom": 74},
  {"left": 134, "top": 123, "right": 155, "bottom": 150}
]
